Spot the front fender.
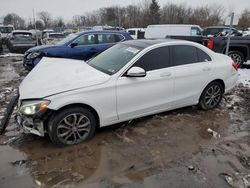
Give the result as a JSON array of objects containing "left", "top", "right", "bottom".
[{"left": 45, "top": 85, "right": 117, "bottom": 127}]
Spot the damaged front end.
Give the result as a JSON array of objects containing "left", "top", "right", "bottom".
[{"left": 16, "top": 99, "right": 52, "bottom": 137}]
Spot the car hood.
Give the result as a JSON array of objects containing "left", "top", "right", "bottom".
[
  {"left": 19, "top": 57, "right": 110, "bottom": 99},
  {"left": 26, "top": 44, "right": 62, "bottom": 52}
]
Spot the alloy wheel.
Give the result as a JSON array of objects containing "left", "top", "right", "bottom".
[
  {"left": 57, "top": 113, "right": 91, "bottom": 145},
  {"left": 204, "top": 85, "right": 222, "bottom": 108}
]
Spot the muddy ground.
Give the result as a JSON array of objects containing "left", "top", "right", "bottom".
[{"left": 0, "top": 50, "right": 250, "bottom": 188}]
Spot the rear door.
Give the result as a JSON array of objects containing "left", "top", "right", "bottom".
[
  {"left": 116, "top": 46, "right": 175, "bottom": 120},
  {"left": 170, "top": 45, "right": 214, "bottom": 108},
  {"left": 95, "top": 33, "right": 125, "bottom": 55}
]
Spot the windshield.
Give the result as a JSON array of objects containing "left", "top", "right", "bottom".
[
  {"left": 56, "top": 33, "right": 77, "bottom": 45},
  {"left": 0, "top": 26, "right": 14, "bottom": 34},
  {"left": 89, "top": 43, "right": 142, "bottom": 75}
]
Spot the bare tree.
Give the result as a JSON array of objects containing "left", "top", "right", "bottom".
[
  {"left": 38, "top": 11, "right": 52, "bottom": 28},
  {"left": 161, "top": 3, "right": 191, "bottom": 24},
  {"left": 238, "top": 9, "right": 250, "bottom": 30},
  {"left": 73, "top": 15, "right": 86, "bottom": 26},
  {"left": 3, "top": 13, "right": 26, "bottom": 29},
  {"left": 53, "top": 17, "right": 65, "bottom": 28}
]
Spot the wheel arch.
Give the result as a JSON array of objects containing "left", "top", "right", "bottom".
[
  {"left": 50, "top": 103, "right": 100, "bottom": 128},
  {"left": 200, "top": 79, "right": 225, "bottom": 101},
  {"left": 198, "top": 79, "right": 225, "bottom": 110}
]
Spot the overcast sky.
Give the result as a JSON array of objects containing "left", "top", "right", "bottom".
[{"left": 0, "top": 0, "right": 248, "bottom": 21}]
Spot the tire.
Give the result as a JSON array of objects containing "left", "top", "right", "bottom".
[
  {"left": 48, "top": 107, "right": 96, "bottom": 147},
  {"left": 198, "top": 81, "right": 224, "bottom": 110},
  {"left": 228, "top": 51, "right": 244, "bottom": 68}
]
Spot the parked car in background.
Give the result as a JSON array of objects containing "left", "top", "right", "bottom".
[
  {"left": 41, "top": 29, "right": 54, "bottom": 39},
  {"left": 126, "top": 28, "right": 145, "bottom": 39},
  {"left": 202, "top": 26, "right": 241, "bottom": 37},
  {"left": 92, "top": 25, "right": 125, "bottom": 31},
  {"left": 0, "top": 24, "right": 14, "bottom": 44},
  {"left": 23, "top": 30, "right": 133, "bottom": 70},
  {"left": 145, "top": 24, "right": 203, "bottom": 38},
  {"left": 206, "top": 36, "right": 250, "bottom": 67},
  {"left": 243, "top": 28, "right": 250, "bottom": 36},
  {"left": 17, "top": 39, "right": 238, "bottom": 146},
  {"left": 29, "top": 29, "right": 42, "bottom": 41},
  {"left": 41, "top": 33, "right": 65, "bottom": 45},
  {"left": 0, "top": 32, "right": 3, "bottom": 53},
  {"left": 6, "top": 30, "right": 37, "bottom": 53}
]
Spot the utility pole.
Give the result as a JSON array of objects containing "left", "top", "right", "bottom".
[
  {"left": 33, "top": 8, "right": 39, "bottom": 46},
  {"left": 226, "top": 12, "right": 234, "bottom": 55}
]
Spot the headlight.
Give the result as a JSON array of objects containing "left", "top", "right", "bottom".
[
  {"left": 20, "top": 100, "right": 50, "bottom": 116},
  {"left": 27, "top": 52, "right": 41, "bottom": 60}
]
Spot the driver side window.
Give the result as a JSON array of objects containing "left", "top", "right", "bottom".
[
  {"left": 73, "top": 34, "right": 96, "bottom": 45},
  {"left": 133, "top": 46, "right": 171, "bottom": 72}
]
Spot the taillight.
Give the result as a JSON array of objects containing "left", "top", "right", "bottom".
[
  {"left": 232, "top": 62, "right": 238, "bottom": 71},
  {"left": 207, "top": 39, "right": 214, "bottom": 49}
]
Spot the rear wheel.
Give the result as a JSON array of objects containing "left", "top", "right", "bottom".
[
  {"left": 228, "top": 51, "right": 244, "bottom": 68},
  {"left": 48, "top": 107, "right": 96, "bottom": 147},
  {"left": 199, "top": 82, "right": 223, "bottom": 110}
]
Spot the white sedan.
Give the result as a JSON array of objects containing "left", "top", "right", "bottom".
[{"left": 17, "top": 39, "right": 238, "bottom": 146}]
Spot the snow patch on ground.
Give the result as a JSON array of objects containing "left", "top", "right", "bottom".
[
  {"left": 238, "top": 69, "right": 250, "bottom": 87},
  {"left": 244, "top": 60, "right": 250, "bottom": 65},
  {"left": 0, "top": 53, "right": 24, "bottom": 58}
]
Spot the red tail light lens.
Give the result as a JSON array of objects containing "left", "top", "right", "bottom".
[
  {"left": 232, "top": 62, "right": 238, "bottom": 71},
  {"left": 207, "top": 39, "right": 214, "bottom": 49}
]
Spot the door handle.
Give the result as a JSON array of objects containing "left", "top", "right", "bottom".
[
  {"left": 160, "top": 72, "right": 171, "bottom": 77},
  {"left": 202, "top": 67, "right": 211, "bottom": 71}
]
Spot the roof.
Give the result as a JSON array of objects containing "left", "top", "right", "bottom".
[
  {"left": 78, "top": 30, "right": 128, "bottom": 35},
  {"left": 122, "top": 39, "right": 180, "bottom": 48},
  {"left": 12, "top": 30, "right": 32, "bottom": 34},
  {"left": 147, "top": 24, "right": 201, "bottom": 28}
]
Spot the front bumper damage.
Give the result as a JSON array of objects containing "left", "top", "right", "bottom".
[
  {"left": 16, "top": 99, "right": 52, "bottom": 137},
  {"left": 16, "top": 113, "right": 45, "bottom": 136}
]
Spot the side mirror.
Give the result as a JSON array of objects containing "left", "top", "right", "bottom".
[
  {"left": 126, "top": 66, "right": 146, "bottom": 77},
  {"left": 70, "top": 42, "right": 78, "bottom": 48}
]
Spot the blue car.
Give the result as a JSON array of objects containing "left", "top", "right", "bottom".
[{"left": 23, "top": 30, "right": 133, "bottom": 70}]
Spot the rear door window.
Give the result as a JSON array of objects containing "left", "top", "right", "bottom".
[
  {"left": 97, "top": 34, "right": 124, "bottom": 44},
  {"left": 197, "top": 48, "right": 212, "bottom": 62},
  {"left": 172, "top": 45, "right": 211, "bottom": 66},
  {"left": 172, "top": 45, "right": 198, "bottom": 66},
  {"left": 133, "top": 46, "right": 170, "bottom": 71}
]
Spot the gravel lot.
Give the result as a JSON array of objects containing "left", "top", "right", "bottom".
[{"left": 0, "top": 48, "right": 250, "bottom": 188}]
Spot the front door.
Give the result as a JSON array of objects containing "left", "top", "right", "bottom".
[{"left": 116, "top": 46, "right": 175, "bottom": 121}]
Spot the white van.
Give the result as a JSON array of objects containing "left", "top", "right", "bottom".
[
  {"left": 126, "top": 28, "right": 145, "bottom": 39},
  {"left": 145, "top": 24, "right": 202, "bottom": 39}
]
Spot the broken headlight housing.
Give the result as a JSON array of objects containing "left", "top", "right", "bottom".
[
  {"left": 20, "top": 100, "right": 50, "bottom": 116},
  {"left": 26, "top": 52, "right": 41, "bottom": 60}
]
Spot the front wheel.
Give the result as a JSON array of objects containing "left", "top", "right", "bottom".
[
  {"left": 199, "top": 82, "right": 223, "bottom": 110},
  {"left": 48, "top": 107, "right": 96, "bottom": 146},
  {"left": 228, "top": 51, "right": 244, "bottom": 68}
]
